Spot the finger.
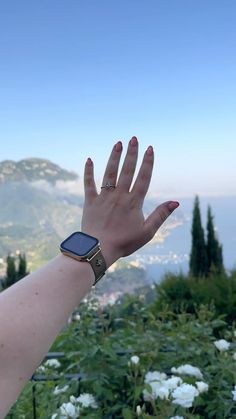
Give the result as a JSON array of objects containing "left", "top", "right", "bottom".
[
  {"left": 116, "top": 136, "right": 139, "bottom": 191},
  {"left": 101, "top": 141, "right": 123, "bottom": 192},
  {"left": 131, "top": 145, "right": 154, "bottom": 206},
  {"left": 84, "top": 158, "right": 98, "bottom": 204},
  {"left": 144, "top": 201, "right": 180, "bottom": 239}
]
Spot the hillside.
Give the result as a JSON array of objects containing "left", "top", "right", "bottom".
[{"left": 0, "top": 158, "right": 82, "bottom": 270}]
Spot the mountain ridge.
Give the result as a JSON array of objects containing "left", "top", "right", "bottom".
[{"left": 0, "top": 158, "right": 78, "bottom": 184}]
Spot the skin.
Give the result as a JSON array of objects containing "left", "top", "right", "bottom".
[{"left": 0, "top": 137, "right": 179, "bottom": 417}]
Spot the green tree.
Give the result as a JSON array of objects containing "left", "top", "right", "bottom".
[
  {"left": 189, "top": 196, "right": 208, "bottom": 278},
  {"left": 4, "top": 254, "right": 17, "bottom": 288},
  {"left": 1, "top": 253, "right": 28, "bottom": 291},
  {"left": 206, "top": 206, "right": 224, "bottom": 274},
  {"left": 18, "top": 252, "right": 28, "bottom": 280}
]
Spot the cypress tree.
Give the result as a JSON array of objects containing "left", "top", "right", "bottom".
[
  {"left": 206, "top": 206, "right": 224, "bottom": 274},
  {"left": 190, "top": 196, "right": 208, "bottom": 278},
  {"left": 4, "top": 254, "right": 17, "bottom": 288},
  {"left": 18, "top": 252, "right": 28, "bottom": 280}
]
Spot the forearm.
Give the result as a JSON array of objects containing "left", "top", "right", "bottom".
[{"left": 0, "top": 253, "right": 94, "bottom": 417}]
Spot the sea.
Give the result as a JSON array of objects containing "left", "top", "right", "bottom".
[{"left": 127, "top": 196, "right": 236, "bottom": 283}]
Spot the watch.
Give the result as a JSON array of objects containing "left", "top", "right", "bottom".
[{"left": 60, "top": 231, "right": 107, "bottom": 285}]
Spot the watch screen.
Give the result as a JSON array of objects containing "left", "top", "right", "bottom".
[{"left": 61, "top": 232, "right": 99, "bottom": 257}]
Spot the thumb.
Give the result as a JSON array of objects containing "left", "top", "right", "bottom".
[{"left": 144, "top": 201, "right": 179, "bottom": 240}]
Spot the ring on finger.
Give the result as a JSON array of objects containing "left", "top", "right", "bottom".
[{"left": 101, "top": 181, "right": 116, "bottom": 190}]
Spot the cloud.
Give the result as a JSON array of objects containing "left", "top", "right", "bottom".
[{"left": 31, "top": 179, "right": 85, "bottom": 196}]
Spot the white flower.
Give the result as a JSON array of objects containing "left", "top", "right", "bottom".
[
  {"left": 233, "top": 352, "right": 236, "bottom": 361},
  {"left": 169, "top": 416, "right": 184, "bottom": 419},
  {"left": 214, "top": 339, "right": 230, "bottom": 352},
  {"left": 74, "top": 314, "right": 81, "bottom": 321},
  {"left": 232, "top": 385, "right": 236, "bottom": 401},
  {"left": 171, "top": 364, "right": 203, "bottom": 379},
  {"left": 36, "top": 365, "right": 46, "bottom": 373},
  {"left": 136, "top": 405, "right": 142, "bottom": 416},
  {"left": 51, "top": 414, "right": 58, "bottom": 419},
  {"left": 155, "top": 385, "right": 169, "bottom": 400},
  {"left": 130, "top": 355, "right": 140, "bottom": 365},
  {"left": 54, "top": 385, "right": 69, "bottom": 395},
  {"left": 164, "top": 376, "right": 183, "bottom": 390},
  {"left": 143, "top": 381, "right": 169, "bottom": 401},
  {"left": 59, "top": 402, "right": 79, "bottom": 418},
  {"left": 195, "top": 381, "right": 209, "bottom": 394},
  {"left": 76, "top": 393, "right": 98, "bottom": 408},
  {"left": 70, "top": 396, "right": 77, "bottom": 404},
  {"left": 44, "top": 359, "right": 61, "bottom": 368},
  {"left": 145, "top": 371, "right": 167, "bottom": 383},
  {"left": 172, "top": 383, "right": 199, "bottom": 408}
]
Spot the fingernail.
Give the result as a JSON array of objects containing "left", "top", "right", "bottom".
[
  {"left": 131, "top": 136, "right": 138, "bottom": 146},
  {"left": 115, "top": 141, "right": 122, "bottom": 152},
  {"left": 147, "top": 145, "right": 153, "bottom": 156},
  {"left": 87, "top": 157, "right": 93, "bottom": 166},
  {"left": 168, "top": 201, "right": 180, "bottom": 211}
]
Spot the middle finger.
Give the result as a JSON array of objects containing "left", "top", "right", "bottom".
[{"left": 116, "top": 136, "right": 139, "bottom": 191}]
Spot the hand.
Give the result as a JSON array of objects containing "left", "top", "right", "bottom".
[{"left": 81, "top": 137, "right": 179, "bottom": 268}]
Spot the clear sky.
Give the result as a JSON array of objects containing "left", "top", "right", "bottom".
[{"left": 0, "top": 0, "right": 235, "bottom": 198}]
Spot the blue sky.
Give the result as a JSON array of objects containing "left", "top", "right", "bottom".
[{"left": 0, "top": 0, "right": 235, "bottom": 197}]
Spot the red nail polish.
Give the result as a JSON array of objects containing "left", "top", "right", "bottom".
[
  {"left": 168, "top": 201, "right": 180, "bottom": 211},
  {"left": 115, "top": 141, "right": 122, "bottom": 152},
  {"left": 147, "top": 146, "right": 153, "bottom": 156},
  {"left": 131, "top": 136, "right": 138, "bottom": 146},
  {"left": 87, "top": 157, "right": 93, "bottom": 166}
]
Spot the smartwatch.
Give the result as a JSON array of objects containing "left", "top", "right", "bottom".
[{"left": 60, "top": 231, "right": 107, "bottom": 285}]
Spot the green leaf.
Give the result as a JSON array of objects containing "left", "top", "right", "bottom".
[
  {"left": 122, "top": 407, "right": 133, "bottom": 419},
  {"left": 134, "top": 385, "right": 143, "bottom": 399}
]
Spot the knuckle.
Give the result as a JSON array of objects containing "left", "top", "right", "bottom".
[
  {"left": 140, "top": 170, "right": 150, "bottom": 182},
  {"left": 86, "top": 178, "right": 94, "bottom": 188},
  {"left": 107, "top": 170, "right": 117, "bottom": 180},
  {"left": 123, "top": 166, "right": 134, "bottom": 177}
]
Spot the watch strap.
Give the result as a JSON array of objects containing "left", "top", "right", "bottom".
[{"left": 87, "top": 247, "right": 107, "bottom": 285}]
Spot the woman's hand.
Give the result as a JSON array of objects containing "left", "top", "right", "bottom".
[{"left": 81, "top": 137, "right": 179, "bottom": 268}]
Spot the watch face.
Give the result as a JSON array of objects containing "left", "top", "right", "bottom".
[{"left": 60, "top": 232, "right": 99, "bottom": 257}]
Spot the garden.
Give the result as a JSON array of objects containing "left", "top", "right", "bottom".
[{"left": 8, "top": 273, "right": 236, "bottom": 419}]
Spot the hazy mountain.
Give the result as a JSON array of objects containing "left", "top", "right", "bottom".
[
  {"left": 0, "top": 158, "right": 83, "bottom": 270},
  {"left": 0, "top": 158, "right": 78, "bottom": 184}
]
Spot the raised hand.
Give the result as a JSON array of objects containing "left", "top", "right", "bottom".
[{"left": 82, "top": 137, "right": 179, "bottom": 268}]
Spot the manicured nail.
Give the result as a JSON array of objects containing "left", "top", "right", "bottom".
[
  {"left": 147, "top": 145, "right": 153, "bottom": 156},
  {"left": 131, "top": 136, "right": 138, "bottom": 146},
  {"left": 87, "top": 157, "right": 93, "bottom": 166},
  {"left": 168, "top": 201, "right": 180, "bottom": 211},
  {"left": 115, "top": 141, "right": 122, "bottom": 152}
]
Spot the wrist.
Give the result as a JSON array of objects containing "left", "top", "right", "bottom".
[{"left": 99, "top": 241, "right": 120, "bottom": 269}]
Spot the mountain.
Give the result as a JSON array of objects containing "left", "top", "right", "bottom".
[
  {"left": 0, "top": 158, "right": 78, "bottom": 184},
  {"left": 0, "top": 158, "right": 82, "bottom": 271}
]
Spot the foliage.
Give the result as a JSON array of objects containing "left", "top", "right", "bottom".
[
  {"left": 154, "top": 270, "right": 236, "bottom": 323},
  {"left": 8, "top": 291, "right": 236, "bottom": 418}
]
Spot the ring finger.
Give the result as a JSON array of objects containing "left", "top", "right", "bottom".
[{"left": 100, "top": 141, "right": 123, "bottom": 193}]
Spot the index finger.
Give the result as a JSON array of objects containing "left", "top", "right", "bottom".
[{"left": 84, "top": 158, "right": 98, "bottom": 204}]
